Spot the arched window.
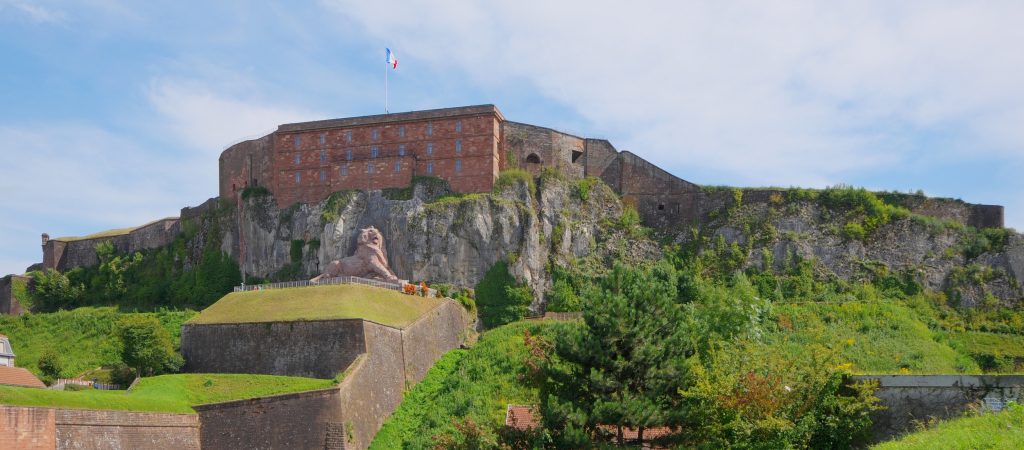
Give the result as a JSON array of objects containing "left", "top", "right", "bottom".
[{"left": 525, "top": 153, "right": 541, "bottom": 164}]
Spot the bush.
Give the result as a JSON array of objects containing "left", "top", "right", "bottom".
[
  {"left": 320, "top": 190, "right": 358, "bottom": 223},
  {"left": 475, "top": 261, "right": 534, "bottom": 328},
  {"left": 37, "top": 349, "right": 63, "bottom": 383},
  {"left": 116, "top": 316, "right": 184, "bottom": 376},
  {"left": 240, "top": 185, "right": 270, "bottom": 200},
  {"left": 493, "top": 169, "right": 535, "bottom": 195}
]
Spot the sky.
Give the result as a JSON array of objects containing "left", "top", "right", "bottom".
[{"left": 1, "top": 1, "right": 1023, "bottom": 275}]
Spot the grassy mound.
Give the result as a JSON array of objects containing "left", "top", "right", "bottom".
[
  {"left": 370, "top": 321, "right": 561, "bottom": 449},
  {"left": 0, "top": 373, "right": 335, "bottom": 414},
  {"left": 187, "top": 284, "right": 443, "bottom": 327},
  {"left": 768, "top": 301, "right": 978, "bottom": 374},
  {"left": 872, "top": 403, "right": 1024, "bottom": 449},
  {"left": 0, "top": 307, "right": 196, "bottom": 378}
]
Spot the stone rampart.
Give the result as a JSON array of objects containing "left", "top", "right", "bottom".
[
  {"left": 0, "top": 405, "right": 199, "bottom": 450},
  {"left": 852, "top": 375, "right": 1024, "bottom": 441},
  {"left": 180, "top": 319, "right": 366, "bottom": 379},
  {"left": 42, "top": 218, "right": 181, "bottom": 271},
  {"left": 196, "top": 387, "right": 344, "bottom": 450},
  {"left": 0, "top": 274, "right": 29, "bottom": 315},
  {"left": 503, "top": 121, "right": 585, "bottom": 178}
]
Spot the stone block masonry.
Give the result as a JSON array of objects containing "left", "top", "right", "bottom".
[
  {"left": 0, "top": 274, "right": 30, "bottom": 315},
  {"left": 196, "top": 387, "right": 344, "bottom": 450},
  {"left": 0, "top": 405, "right": 199, "bottom": 450},
  {"left": 41, "top": 217, "right": 181, "bottom": 272}
]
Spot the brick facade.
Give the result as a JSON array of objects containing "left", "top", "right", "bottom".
[{"left": 0, "top": 405, "right": 199, "bottom": 450}]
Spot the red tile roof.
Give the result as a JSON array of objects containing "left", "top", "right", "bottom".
[{"left": 0, "top": 366, "right": 46, "bottom": 388}]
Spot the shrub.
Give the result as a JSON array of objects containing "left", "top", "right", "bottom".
[
  {"left": 573, "top": 177, "right": 601, "bottom": 202},
  {"left": 475, "top": 261, "right": 533, "bottom": 328},
  {"left": 493, "top": 169, "right": 535, "bottom": 195},
  {"left": 321, "top": 190, "right": 358, "bottom": 223},
  {"left": 240, "top": 185, "right": 270, "bottom": 200},
  {"left": 116, "top": 316, "right": 184, "bottom": 377},
  {"left": 37, "top": 349, "right": 64, "bottom": 383},
  {"left": 842, "top": 221, "right": 867, "bottom": 241}
]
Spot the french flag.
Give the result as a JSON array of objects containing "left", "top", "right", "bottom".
[{"left": 386, "top": 48, "right": 398, "bottom": 69}]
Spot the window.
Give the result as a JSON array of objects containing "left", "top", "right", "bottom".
[
  {"left": 320, "top": 169, "right": 326, "bottom": 182},
  {"left": 394, "top": 160, "right": 401, "bottom": 172},
  {"left": 426, "top": 123, "right": 432, "bottom": 136},
  {"left": 455, "top": 159, "right": 462, "bottom": 172},
  {"left": 295, "top": 172, "right": 301, "bottom": 185},
  {"left": 426, "top": 162, "right": 433, "bottom": 174},
  {"left": 294, "top": 135, "right": 301, "bottom": 148},
  {"left": 319, "top": 133, "right": 326, "bottom": 145},
  {"left": 320, "top": 150, "right": 326, "bottom": 163},
  {"left": 398, "top": 126, "right": 405, "bottom": 137},
  {"left": 340, "top": 165, "right": 348, "bottom": 176},
  {"left": 426, "top": 142, "right": 433, "bottom": 155},
  {"left": 372, "top": 129, "right": 379, "bottom": 140},
  {"left": 455, "top": 120, "right": 462, "bottom": 133},
  {"left": 346, "top": 131, "right": 352, "bottom": 142},
  {"left": 294, "top": 153, "right": 301, "bottom": 165},
  {"left": 367, "top": 163, "right": 374, "bottom": 174},
  {"left": 455, "top": 139, "right": 462, "bottom": 154},
  {"left": 346, "top": 149, "right": 353, "bottom": 160},
  {"left": 371, "top": 146, "right": 379, "bottom": 158},
  {"left": 398, "top": 144, "right": 406, "bottom": 156}
]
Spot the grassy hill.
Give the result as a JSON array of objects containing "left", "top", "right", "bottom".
[
  {"left": 0, "top": 373, "right": 334, "bottom": 414},
  {"left": 187, "top": 284, "right": 444, "bottom": 327},
  {"left": 0, "top": 307, "right": 196, "bottom": 378},
  {"left": 872, "top": 403, "right": 1024, "bottom": 449}
]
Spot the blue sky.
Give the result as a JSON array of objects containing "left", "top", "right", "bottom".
[{"left": 1, "top": 1, "right": 1023, "bottom": 275}]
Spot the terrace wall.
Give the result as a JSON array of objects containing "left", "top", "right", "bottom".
[
  {"left": 41, "top": 218, "right": 181, "bottom": 271},
  {"left": 196, "top": 387, "right": 345, "bottom": 450},
  {"left": 852, "top": 375, "right": 1024, "bottom": 441},
  {"left": 180, "top": 319, "right": 366, "bottom": 379},
  {"left": 0, "top": 405, "right": 199, "bottom": 450}
]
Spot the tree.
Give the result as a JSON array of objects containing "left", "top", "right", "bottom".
[
  {"left": 29, "top": 269, "right": 84, "bottom": 311},
  {"left": 37, "top": 349, "right": 63, "bottom": 383},
  {"left": 475, "top": 261, "right": 533, "bottom": 328},
  {"left": 116, "top": 316, "right": 183, "bottom": 377},
  {"left": 538, "top": 262, "right": 692, "bottom": 447}
]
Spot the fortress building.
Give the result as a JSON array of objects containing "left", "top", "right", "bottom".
[{"left": 219, "top": 104, "right": 702, "bottom": 226}]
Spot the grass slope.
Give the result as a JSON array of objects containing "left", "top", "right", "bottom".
[
  {"left": 0, "top": 307, "right": 196, "bottom": 378},
  {"left": 872, "top": 404, "right": 1024, "bottom": 449},
  {"left": 768, "top": 301, "right": 978, "bottom": 374},
  {"left": 0, "top": 373, "right": 334, "bottom": 414},
  {"left": 370, "top": 321, "right": 561, "bottom": 449},
  {"left": 188, "top": 284, "right": 442, "bottom": 327}
]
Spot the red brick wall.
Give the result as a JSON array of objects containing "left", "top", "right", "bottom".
[
  {"left": 267, "top": 107, "right": 503, "bottom": 207},
  {"left": 0, "top": 406, "right": 55, "bottom": 450}
]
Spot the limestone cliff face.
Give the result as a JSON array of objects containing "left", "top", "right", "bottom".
[
  {"left": 680, "top": 199, "right": 1024, "bottom": 307},
  {"left": 224, "top": 177, "right": 647, "bottom": 310}
]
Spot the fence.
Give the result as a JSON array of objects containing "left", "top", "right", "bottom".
[
  {"left": 234, "top": 276, "right": 438, "bottom": 297},
  {"left": 51, "top": 378, "right": 123, "bottom": 391}
]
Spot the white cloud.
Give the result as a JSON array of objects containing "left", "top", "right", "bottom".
[
  {"left": 146, "top": 77, "right": 324, "bottom": 152},
  {"left": 1, "top": 0, "right": 65, "bottom": 23},
  {"left": 323, "top": 0, "right": 1024, "bottom": 188}
]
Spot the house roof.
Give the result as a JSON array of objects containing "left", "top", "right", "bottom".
[{"left": 0, "top": 366, "right": 46, "bottom": 388}]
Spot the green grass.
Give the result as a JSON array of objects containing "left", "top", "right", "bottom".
[
  {"left": 0, "top": 307, "right": 196, "bottom": 378},
  {"left": 872, "top": 403, "right": 1024, "bottom": 449},
  {"left": 370, "top": 321, "right": 561, "bottom": 449},
  {"left": 0, "top": 373, "right": 335, "bottom": 414},
  {"left": 768, "top": 302, "right": 978, "bottom": 374},
  {"left": 187, "top": 284, "right": 443, "bottom": 327},
  {"left": 947, "top": 331, "right": 1024, "bottom": 372}
]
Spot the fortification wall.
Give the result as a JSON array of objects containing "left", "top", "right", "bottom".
[
  {"left": 0, "top": 405, "right": 199, "bottom": 450},
  {"left": 339, "top": 322, "right": 406, "bottom": 450},
  {"left": 0, "top": 275, "right": 29, "bottom": 315},
  {"left": 502, "top": 121, "right": 585, "bottom": 178},
  {"left": 852, "top": 375, "right": 1024, "bottom": 441},
  {"left": 196, "top": 387, "right": 345, "bottom": 450},
  {"left": 0, "top": 406, "right": 54, "bottom": 450},
  {"left": 42, "top": 218, "right": 181, "bottom": 271},
  {"left": 180, "top": 319, "right": 366, "bottom": 379},
  {"left": 219, "top": 134, "right": 274, "bottom": 201},
  {"left": 400, "top": 300, "right": 466, "bottom": 383},
  {"left": 615, "top": 151, "right": 702, "bottom": 228}
]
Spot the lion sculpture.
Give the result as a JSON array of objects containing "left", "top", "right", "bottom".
[{"left": 310, "top": 226, "right": 399, "bottom": 283}]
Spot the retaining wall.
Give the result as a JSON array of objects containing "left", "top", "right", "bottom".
[
  {"left": 0, "top": 405, "right": 199, "bottom": 450},
  {"left": 853, "top": 375, "right": 1024, "bottom": 441},
  {"left": 196, "top": 387, "right": 344, "bottom": 450}
]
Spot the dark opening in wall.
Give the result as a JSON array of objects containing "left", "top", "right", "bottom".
[
  {"left": 658, "top": 204, "right": 665, "bottom": 211},
  {"left": 571, "top": 150, "right": 583, "bottom": 163},
  {"left": 526, "top": 153, "right": 541, "bottom": 164}
]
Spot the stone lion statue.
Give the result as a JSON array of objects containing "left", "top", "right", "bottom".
[{"left": 311, "top": 226, "right": 399, "bottom": 283}]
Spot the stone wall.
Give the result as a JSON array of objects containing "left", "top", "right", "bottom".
[
  {"left": 339, "top": 323, "right": 405, "bottom": 450},
  {"left": 220, "top": 134, "right": 275, "bottom": 204},
  {"left": 196, "top": 387, "right": 345, "bottom": 450},
  {"left": 503, "top": 121, "right": 585, "bottom": 178},
  {"left": 400, "top": 300, "right": 466, "bottom": 384},
  {"left": 42, "top": 218, "right": 181, "bottom": 271},
  {"left": 852, "top": 375, "right": 1024, "bottom": 441},
  {"left": 0, "top": 406, "right": 54, "bottom": 450},
  {"left": 180, "top": 319, "right": 366, "bottom": 379},
  {"left": 0, "top": 405, "right": 199, "bottom": 450},
  {"left": 0, "top": 274, "right": 29, "bottom": 315}
]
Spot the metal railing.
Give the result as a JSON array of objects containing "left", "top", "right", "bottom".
[
  {"left": 51, "top": 378, "right": 123, "bottom": 391},
  {"left": 234, "top": 275, "right": 438, "bottom": 297}
]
